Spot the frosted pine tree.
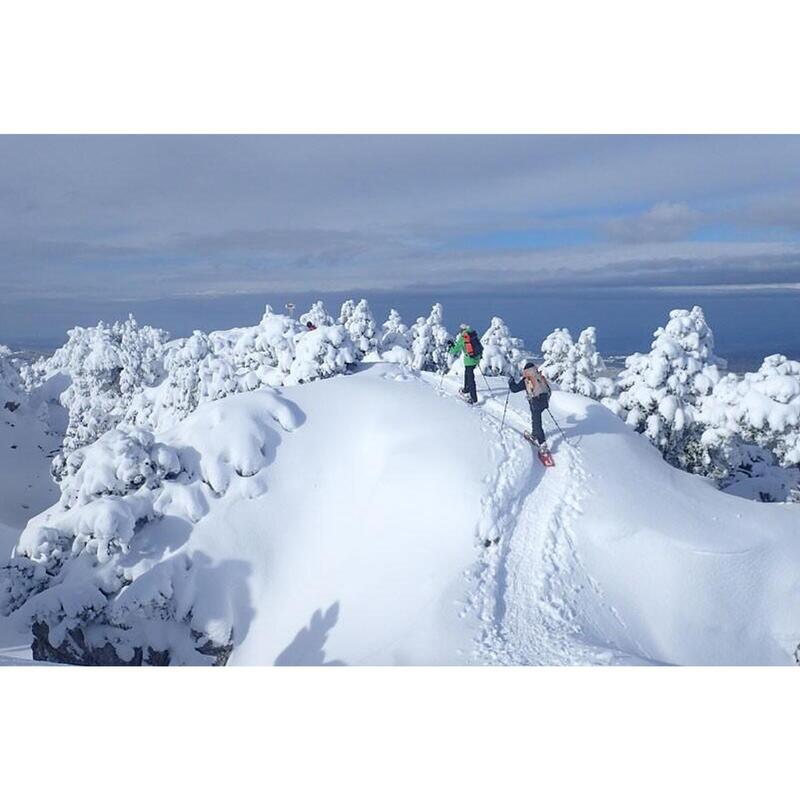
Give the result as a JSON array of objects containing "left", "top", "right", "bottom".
[
  {"left": 44, "top": 317, "right": 168, "bottom": 476},
  {"left": 540, "top": 328, "right": 574, "bottom": 382},
  {"left": 288, "top": 325, "right": 356, "bottom": 383},
  {"left": 342, "top": 299, "right": 377, "bottom": 358},
  {"left": 603, "top": 306, "right": 723, "bottom": 468},
  {"left": 126, "top": 330, "right": 238, "bottom": 431},
  {"left": 380, "top": 309, "right": 410, "bottom": 350},
  {"left": 409, "top": 303, "right": 452, "bottom": 372},
  {"left": 479, "top": 316, "right": 526, "bottom": 376},
  {"left": 697, "top": 354, "right": 800, "bottom": 500},
  {"left": 225, "top": 305, "right": 300, "bottom": 388},
  {"left": 338, "top": 299, "right": 356, "bottom": 327},
  {"left": 300, "top": 300, "right": 334, "bottom": 329}
]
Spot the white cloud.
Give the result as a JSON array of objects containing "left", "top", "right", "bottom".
[{"left": 604, "top": 202, "right": 701, "bottom": 243}]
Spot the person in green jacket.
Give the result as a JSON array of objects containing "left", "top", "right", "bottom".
[{"left": 448, "top": 323, "right": 482, "bottom": 404}]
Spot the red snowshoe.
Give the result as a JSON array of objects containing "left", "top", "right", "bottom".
[{"left": 523, "top": 432, "right": 555, "bottom": 467}]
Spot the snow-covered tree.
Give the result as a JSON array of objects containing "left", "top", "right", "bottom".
[
  {"left": 539, "top": 326, "right": 612, "bottom": 398},
  {"left": 409, "top": 303, "right": 452, "bottom": 372},
  {"left": 603, "top": 306, "right": 724, "bottom": 468},
  {"left": 341, "top": 298, "right": 377, "bottom": 358},
  {"left": 126, "top": 330, "right": 238, "bottom": 431},
  {"left": 338, "top": 299, "right": 356, "bottom": 326},
  {"left": 1, "top": 390, "right": 302, "bottom": 664},
  {"left": 300, "top": 300, "right": 334, "bottom": 328},
  {"left": 37, "top": 317, "right": 169, "bottom": 476},
  {"left": 379, "top": 308, "right": 410, "bottom": 351},
  {"left": 224, "top": 305, "right": 301, "bottom": 386},
  {"left": 540, "top": 328, "right": 574, "bottom": 383},
  {"left": 479, "top": 317, "right": 527, "bottom": 377},
  {"left": 696, "top": 354, "right": 800, "bottom": 500},
  {"left": 288, "top": 324, "right": 356, "bottom": 384}
]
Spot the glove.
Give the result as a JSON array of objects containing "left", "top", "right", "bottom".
[
  {"left": 508, "top": 377, "right": 515, "bottom": 388},
  {"left": 446, "top": 339, "right": 454, "bottom": 348}
]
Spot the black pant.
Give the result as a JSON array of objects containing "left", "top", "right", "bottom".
[
  {"left": 529, "top": 395, "right": 547, "bottom": 445},
  {"left": 463, "top": 365, "right": 477, "bottom": 403}
]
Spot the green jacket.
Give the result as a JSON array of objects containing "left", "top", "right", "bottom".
[{"left": 449, "top": 329, "right": 481, "bottom": 367}]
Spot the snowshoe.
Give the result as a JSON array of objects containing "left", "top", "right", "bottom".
[{"left": 523, "top": 432, "right": 555, "bottom": 467}]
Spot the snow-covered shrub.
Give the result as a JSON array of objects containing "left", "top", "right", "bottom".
[
  {"left": 409, "top": 303, "right": 452, "bottom": 373},
  {"left": 340, "top": 298, "right": 377, "bottom": 358},
  {"left": 479, "top": 317, "right": 527, "bottom": 377},
  {"left": 379, "top": 308, "right": 411, "bottom": 352},
  {"left": 696, "top": 354, "right": 800, "bottom": 500},
  {"left": 288, "top": 324, "right": 356, "bottom": 383},
  {"left": 300, "top": 300, "right": 334, "bottom": 328},
  {"left": 215, "top": 305, "right": 301, "bottom": 387},
  {"left": 36, "top": 317, "right": 169, "bottom": 477},
  {"left": 1, "top": 391, "right": 302, "bottom": 664},
  {"left": 603, "top": 306, "right": 724, "bottom": 468},
  {"left": 540, "top": 326, "right": 612, "bottom": 398},
  {"left": 126, "top": 330, "right": 238, "bottom": 431}
]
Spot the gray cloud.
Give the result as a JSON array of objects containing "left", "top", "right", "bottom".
[{"left": 2, "top": 135, "right": 800, "bottom": 302}]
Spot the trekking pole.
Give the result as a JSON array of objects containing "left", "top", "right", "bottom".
[
  {"left": 546, "top": 409, "right": 569, "bottom": 443},
  {"left": 500, "top": 388, "right": 511, "bottom": 432},
  {"left": 476, "top": 366, "right": 493, "bottom": 397}
]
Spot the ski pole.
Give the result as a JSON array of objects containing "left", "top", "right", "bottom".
[{"left": 500, "top": 388, "right": 511, "bottom": 432}]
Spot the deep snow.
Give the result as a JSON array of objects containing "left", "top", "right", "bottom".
[{"left": 3, "top": 362, "right": 800, "bottom": 665}]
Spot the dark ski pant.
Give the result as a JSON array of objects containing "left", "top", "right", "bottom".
[
  {"left": 529, "top": 395, "right": 548, "bottom": 445},
  {"left": 463, "top": 365, "right": 478, "bottom": 403}
]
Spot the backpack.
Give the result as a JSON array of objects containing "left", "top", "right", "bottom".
[
  {"left": 523, "top": 364, "right": 550, "bottom": 398},
  {"left": 462, "top": 329, "right": 483, "bottom": 360}
]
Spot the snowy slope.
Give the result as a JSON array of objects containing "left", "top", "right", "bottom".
[{"left": 3, "top": 362, "right": 800, "bottom": 665}]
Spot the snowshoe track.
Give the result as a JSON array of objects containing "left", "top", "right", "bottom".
[{"left": 432, "top": 373, "right": 619, "bottom": 665}]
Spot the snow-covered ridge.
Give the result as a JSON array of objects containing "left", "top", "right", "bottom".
[
  {"left": 2, "top": 300, "right": 800, "bottom": 665},
  {"left": 3, "top": 363, "right": 800, "bottom": 666}
]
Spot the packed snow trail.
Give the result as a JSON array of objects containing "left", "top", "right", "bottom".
[{"left": 432, "top": 373, "right": 635, "bottom": 665}]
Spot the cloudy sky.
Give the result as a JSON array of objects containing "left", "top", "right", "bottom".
[{"left": 3, "top": 135, "right": 800, "bottom": 302}]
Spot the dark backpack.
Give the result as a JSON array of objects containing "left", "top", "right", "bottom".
[{"left": 462, "top": 329, "right": 483, "bottom": 360}]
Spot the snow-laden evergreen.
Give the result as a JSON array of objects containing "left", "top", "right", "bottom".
[
  {"left": 1, "top": 392, "right": 302, "bottom": 664},
  {"left": 696, "top": 354, "right": 800, "bottom": 501},
  {"left": 24, "top": 317, "right": 169, "bottom": 478},
  {"left": 379, "top": 308, "right": 410, "bottom": 351},
  {"left": 300, "top": 300, "right": 334, "bottom": 328},
  {"left": 540, "top": 326, "right": 612, "bottom": 398},
  {"left": 127, "top": 306, "right": 354, "bottom": 431},
  {"left": 540, "top": 328, "right": 574, "bottom": 382},
  {"left": 340, "top": 298, "right": 377, "bottom": 358},
  {"left": 409, "top": 302, "right": 452, "bottom": 373},
  {"left": 479, "top": 317, "right": 527, "bottom": 376},
  {"left": 602, "top": 306, "right": 724, "bottom": 469}
]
